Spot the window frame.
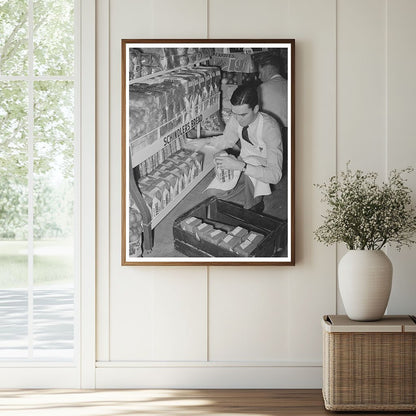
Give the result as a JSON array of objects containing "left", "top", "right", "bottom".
[{"left": 0, "top": 0, "right": 96, "bottom": 388}]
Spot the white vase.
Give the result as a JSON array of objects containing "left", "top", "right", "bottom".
[{"left": 338, "top": 250, "right": 393, "bottom": 321}]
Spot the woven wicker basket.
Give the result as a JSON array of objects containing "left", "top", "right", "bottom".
[{"left": 322, "top": 315, "right": 416, "bottom": 411}]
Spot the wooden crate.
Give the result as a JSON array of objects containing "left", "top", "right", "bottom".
[
  {"left": 173, "top": 196, "right": 287, "bottom": 257},
  {"left": 322, "top": 315, "right": 416, "bottom": 411}
]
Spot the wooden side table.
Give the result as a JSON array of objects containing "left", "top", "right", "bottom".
[{"left": 322, "top": 315, "right": 416, "bottom": 411}]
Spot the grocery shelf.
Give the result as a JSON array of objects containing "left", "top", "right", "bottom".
[
  {"left": 127, "top": 56, "right": 222, "bottom": 252},
  {"left": 130, "top": 95, "right": 220, "bottom": 168},
  {"left": 150, "top": 157, "right": 215, "bottom": 229},
  {"left": 129, "top": 58, "right": 210, "bottom": 84}
]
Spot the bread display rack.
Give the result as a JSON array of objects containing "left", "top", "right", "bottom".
[{"left": 128, "top": 49, "right": 221, "bottom": 252}]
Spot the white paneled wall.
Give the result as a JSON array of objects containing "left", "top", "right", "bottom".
[
  {"left": 386, "top": 0, "right": 416, "bottom": 314},
  {"left": 337, "top": 0, "right": 387, "bottom": 172},
  {"left": 96, "top": 0, "right": 416, "bottom": 388},
  {"left": 209, "top": 267, "right": 290, "bottom": 362},
  {"left": 286, "top": 0, "right": 337, "bottom": 361},
  {"left": 209, "top": 0, "right": 290, "bottom": 37},
  {"left": 336, "top": 0, "right": 388, "bottom": 312}
]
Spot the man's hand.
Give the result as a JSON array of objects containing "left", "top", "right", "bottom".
[{"left": 214, "top": 154, "right": 245, "bottom": 171}]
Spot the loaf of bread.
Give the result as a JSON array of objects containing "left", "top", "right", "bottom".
[
  {"left": 234, "top": 239, "right": 257, "bottom": 257},
  {"left": 244, "top": 231, "right": 264, "bottom": 246},
  {"left": 215, "top": 151, "right": 234, "bottom": 183},
  {"left": 230, "top": 226, "right": 249, "bottom": 239},
  {"left": 152, "top": 178, "right": 171, "bottom": 208},
  {"left": 180, "top": 216, "right": 202, "bottom": 234},
  {"left": 137, "top": 176, "right": 154, "bottom": 189},
  {"left": 205, "top": 229, "right": 226, "bottom": 245},
  {"left": 192, "top": 151, "right": 204, "bottom": 174},
  {"left": 140, "top": 186, "right": 163, "bottom": 218},
  {"left": 170, "top": 166, "right": 186, "bottom": 193},
  {"left": 195, "top": 223, "right": 214, "bottom": 240},
  {"left": 219, "top": 234, "right": 242, "bottom": 251},
  {"left": 159, "top": 172, "right": 180, "bottom": 199},
  {"left": 177, "top": 162, "right": 191, "bottom": 186}
]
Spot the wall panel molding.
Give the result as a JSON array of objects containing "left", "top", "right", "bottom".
[{"left": 96, "top": 365, "right": 322, "bottom": 388}]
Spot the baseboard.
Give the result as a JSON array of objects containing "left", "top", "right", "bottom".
[
  {"left": 95, "top": 364, "right": 323, "bottom": 388},
  {"left": 0, "top": 367, "right": 80, "bottom": 388}
]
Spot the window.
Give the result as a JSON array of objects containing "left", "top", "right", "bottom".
[{"left": 0, "top": 0, "right": 78, "bottom": 362}]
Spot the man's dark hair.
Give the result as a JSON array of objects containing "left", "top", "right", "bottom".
[
  {"left": 230, "top": 85, "right": 258, "bottom": 109},
  {"left": 256, "top": 52, "right": 282, "bottom": 72}
]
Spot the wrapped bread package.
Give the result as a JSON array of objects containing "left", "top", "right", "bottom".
[
  {"left": 205, "top": 229, "right": 226, "bottom": 245},
  {"left": 180, "top": 216, "right": 202, "bottom": 234},
  {"left": 219, "top": 234, "right": 242, "bottom": 251},
  {"left": 177, "top": 161, "right": 191, "bottom": 185},
  {"left": 141, "top": 186, "right": 163, "bottom": 218},
  {"left": 234, "top": 239, "right": 257, "bottom": 257},
  {"left": 195, "top": 223, "right": 214, "bottom": 240},
  {"left": 137, "top": 175, "right": 154, "bottom": 189},
  {"left": 175, "top": 149, "right": 191, "bottom": 159},
  {"left": 152, "top": 178, "right": 171, "bottom": 208},
  {"left": 191, "top": 151, "right": 204, "bottom": 174},
  {"left": 129, "top": 107, "right": 150, "bottom": 141},
  {"left": 230, "top": 226, "right": 249, "bottom": 239},
  {"left": 245, "top": 231, "right": 264, "bottom": 246},
  {"left": 150, "top": 54, "right": 168, "bottom": 71},
  {"left": 159, "top": 171, "right": 180, "bottom": 199},
  {"left": 160, "top": 160, "right": 177, "bottom": 171},
  {"left": 184, "top": 157, "right": 199, "bottom": 179},
  {"left": 170, "top": 167, "right": 186, "bottom": 193},
  {"left": 149, "top": 170, "right": 172, "bottom": 194},
  {"left": 129, "top": 49, "right": 142, "bottom": 80},
  {"left": 216, "top": 167, "right": 234, "bottom": 183},
  {"left": 215, "top": 151, "right": 234, "bottom": 183},
  {"left": 168, "top": 154, "right": 182, "bottom": 165}
]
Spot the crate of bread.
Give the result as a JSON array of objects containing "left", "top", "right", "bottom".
[{"left": 173, "top": 197, "right": 287, "bottom": 257}]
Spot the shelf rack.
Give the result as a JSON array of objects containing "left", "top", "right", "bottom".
[{"left": 127, "top": 58, "right": 221, "bottom": 252}]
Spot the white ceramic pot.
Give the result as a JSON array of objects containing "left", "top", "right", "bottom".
[{"left": 338, "top": 250, "right": 393, "bottom": 321}]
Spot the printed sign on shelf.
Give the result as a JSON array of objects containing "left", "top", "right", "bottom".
[{"left": 210, "top": 53, "right": 256, "bottom": 73}]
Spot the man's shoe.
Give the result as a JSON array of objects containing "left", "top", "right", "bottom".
[{"left": 250, "top": 200, "right": 264, "bottom": 213}]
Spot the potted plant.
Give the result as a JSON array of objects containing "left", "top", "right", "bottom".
[{"left": 314, "top": 164, "right": 416, "bottom": 321}]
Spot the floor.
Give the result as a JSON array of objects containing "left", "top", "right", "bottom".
[{"left": 0, "top": 389, "right": 413, "bottom": 415}]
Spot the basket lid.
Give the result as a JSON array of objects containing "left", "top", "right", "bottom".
[{"left": 322, "top": 315, "right": 416, "bottom": 333}]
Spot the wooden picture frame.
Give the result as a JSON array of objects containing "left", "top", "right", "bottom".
[{"left": 122, "top": 39, "right": 295, "bottom": 265}]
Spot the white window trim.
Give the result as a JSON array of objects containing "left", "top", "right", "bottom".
[
  {"left": 0, "top": 0, "right": 96, "bottom": 388},
  {"left": 79, "top": 0, "right": 96, "bottom": 389}
]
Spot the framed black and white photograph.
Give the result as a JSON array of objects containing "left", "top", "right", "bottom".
[{"left": 122, "top": 39, "right": 295, "bottom": 265}]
